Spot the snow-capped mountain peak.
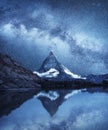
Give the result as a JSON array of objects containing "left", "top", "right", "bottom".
[{"left": 34, "top": 51, "right": 85, "bottom": 80}]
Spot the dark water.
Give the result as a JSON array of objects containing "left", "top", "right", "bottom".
[{"left": 0, "top": 89, "right": 108, "bottom": 130}]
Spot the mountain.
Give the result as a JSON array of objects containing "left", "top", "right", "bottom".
[
  {"left": 34, "top": 51, "right": 85, "bottom": 81},
  {"left": 87, "top": 74, "right": 108, "bottom": 84},
  {"left": 37, "top": 90, "right": 71, "bottom": 116},
  {"left": 0, "top": 53, "right": 41, "bottom": 90},
  {"left": 33, "top": 51, "right": 108, "bottom": 88}
]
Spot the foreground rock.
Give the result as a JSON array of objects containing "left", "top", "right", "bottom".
[{"left": 0, "top": 53, "right": 41, "bottom": 91}]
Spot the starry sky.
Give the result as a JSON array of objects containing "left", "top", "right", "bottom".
[{"left": 0, "top": 0, "right": 108, "bottom": 76}]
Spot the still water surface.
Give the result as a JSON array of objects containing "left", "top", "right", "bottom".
[{"left": 0, "top": 89, "right": 108, "bottom": 130}]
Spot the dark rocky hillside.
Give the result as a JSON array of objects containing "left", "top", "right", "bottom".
[{"left": 0, "top": 53, "right": 41, "bottom": 90}]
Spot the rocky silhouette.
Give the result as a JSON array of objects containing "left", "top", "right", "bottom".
[
  {"left": 0, "top": 53, "right": 41, "bottom": 91},
  {"left": 0, "top": 90, "right": 38, "bottom": 117}
]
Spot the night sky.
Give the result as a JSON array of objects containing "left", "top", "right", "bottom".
[{"left": 0, "top": 0, "right": 108, "bottom": 76}]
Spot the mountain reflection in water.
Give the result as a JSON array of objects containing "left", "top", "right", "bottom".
[{"left": 0, "top": 89, "right": 108, "bottom": 130}]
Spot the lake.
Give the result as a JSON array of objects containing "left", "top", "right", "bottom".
[{"left": 0, "top": 89, "right": 108, "bottom": 130}]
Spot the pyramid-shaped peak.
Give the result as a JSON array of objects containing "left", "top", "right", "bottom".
[
  {"left": 48, "top": 51, "right": 57, "bottom": 59},
  {"left": 37, "top": 51, "right": 82, "bottom": 80},
  {"left": 49, "top": 50, "right": 54, "bottom": 56},
  {"left": 48, "top": 51, "right": 57, "bottom": 60},
  {"left": 39, "top": 51, "right": 61, "bottom": 72}
]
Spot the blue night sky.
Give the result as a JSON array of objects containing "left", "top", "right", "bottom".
[{"left": 0, "top": 0, "right": 108, "bottom": 75}]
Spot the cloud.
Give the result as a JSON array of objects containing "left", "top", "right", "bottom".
[
  {"left": 73, "top": 33, "right": 104, "bottom": 52},
  {"left": 0, "top": 23, "right": 16, "bottom": 38},
  {"left": 0, "top": 0, "right": 107, "bottom": 75},
  {"left": 0, "top": 23, "right": 72, "bottom": 70},
  {"left": 2, "top": 23, "right": 70, "bottom": 57},
  {"left": 0, "top": 22, "right": 107, "bottom": 75}
]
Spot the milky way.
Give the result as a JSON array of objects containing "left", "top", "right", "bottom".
[{"left": 0, "top": 0, "right": 108, "bottom": 75}]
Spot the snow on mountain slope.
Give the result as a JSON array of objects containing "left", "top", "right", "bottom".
[
  {"left": 33, "top": 66, "right": 85, "bottom": 79},
  {"left": 33, "top": 68, "right": 59, "bottom": 78},
  {"left": 62, "top": 65, "right": 82, "bottom": 79}
]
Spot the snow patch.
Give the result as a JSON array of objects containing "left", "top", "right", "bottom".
[
  {"left": 63, "top": 66, "right": 86, "bottom": 79},
  {"left": 64, "top": 90, "right": 81, "bottom": 99},
  {"left": 33, "top": 68, "right": 59, "bottom": 78},
  {"left": 35, "top": 91, "right": 59, "bottom": 101}
]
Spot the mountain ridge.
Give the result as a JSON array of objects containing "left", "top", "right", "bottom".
[{"left": 0, "top": 53, "right": 41, "bottom": 90}]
